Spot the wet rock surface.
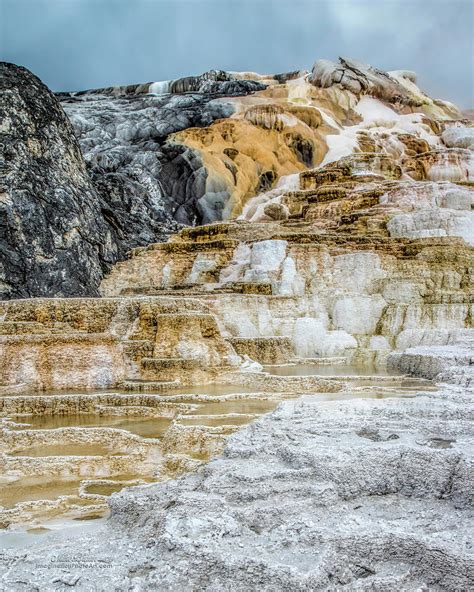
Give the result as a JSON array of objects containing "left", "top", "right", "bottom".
[
  {"left": 61, "top": 83, "right": 260, "bottom": 227},
  {"left": 1, "top": 372, "right": 472, "bottom": 591},
  {"left": 0, "top": 56, "right": 473, "bottom": 589}
]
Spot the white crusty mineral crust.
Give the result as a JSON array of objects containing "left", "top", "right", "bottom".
[
  {"left": 2, "top": 356, "right": 473, "bottom": 591},
  {"left": 442, "top": 126, "right": 474, "bottom": 150},
  {"left": 389, "top": 339, "right": 474, "bottom": 386}
]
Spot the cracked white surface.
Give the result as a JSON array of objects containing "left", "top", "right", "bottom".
[{"left": 1, "top": 350, "right": 472, "bottom": 591}]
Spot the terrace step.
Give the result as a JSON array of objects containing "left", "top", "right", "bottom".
[
  {"left": 120, "top": 282, "right": 275, "bottom": 297},
  {"left": 0, "top": 321, "right": 50, "bottom": 335},
  {"left": 225, "top": 282, "right": 274, "bottom": 295},
  {"left": 122, "top": 340, "right": 155, "bottom": 361},
  {"left": 289, "top": 357, "right": 348, "bottom": 365},
  {"left": 120, "top": 380, "right": 180, "bottom": 392},
  {"left": 132, "top": 238, "right": 239, "bottom": 255},
  {"left": 229, "top": 336, "right": 293, "bottom": 364},
  {"left": 423, "top": 290, "right": 474, "bottom": 304},
  {"left": 141, "top": 358, "right": 202, "bottom": 371},
  {"left": 140, "top": 357, "right": 205, "bottom": 382}
]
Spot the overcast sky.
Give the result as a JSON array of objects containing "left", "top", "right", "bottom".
[{"left": 1, "top": 0, "right": 473, "bottom": 107}]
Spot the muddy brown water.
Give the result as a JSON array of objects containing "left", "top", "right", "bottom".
[
  {"left": 0, "top": 478, "right": 84, "bottom": 509},
  {"left": 10, "top": 414, "right": 173, "bottom": 439},
  {"left": 8, "top": 443, "right": 124, "bottom": 458},
  {"left": 0, "top": 367, "right": 435, "bottom": 538},
  {"left": 263, "top": 363, "right": 404, "bottom": 376}
]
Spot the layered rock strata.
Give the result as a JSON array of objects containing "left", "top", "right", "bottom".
[
  {"left": 0, "top": 297, "right": 240, "bottom": 394},
  {"left": 2, "top": 58, "right": 469, "bottom": 298},
  {"left": 0, "top": 57, "right": 473, "bottom": 587},
  {"left": 99, "top": 192, "right": 473, "bottom": 367}
]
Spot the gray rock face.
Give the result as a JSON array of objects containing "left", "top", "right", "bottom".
[
  {"left": 60, "top": 75, "right": 265, "bottom": 228},
  {"left": 389, "top": 341, "right": 474, "bottom": 387},
  {"left": 0, "top": 63, "right": 265, "bottom": 298},
  {"left": 62, "top": 92, "right": 231, "bottom": 227},
  {"left": 310, "top": 57, "right": 425, "bottom": 106},
  {"left": 0, "top": 62, "right": 115, "bottom": 299},
  {"left": 60, "top": 68, "right": 265, "bottom": 97}
]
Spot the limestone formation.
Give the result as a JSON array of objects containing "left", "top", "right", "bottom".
[
  {"left": 1, "top": 375, "right": 472, "bottom": 590},
  {"left": 0, "top": 64, "right": 266, "bottom": 299},
  {"left": 0, "top": 56, "right": 473, "bottom": 589},
  {"left": 2, "top": 59, "right": 468, "bottom": 299},
  {"left": 0, "top": 297, "right": 241, "bottom": 394}
]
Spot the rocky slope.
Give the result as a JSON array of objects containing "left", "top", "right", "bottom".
[
  {"left": 1, "top": 362, "right": 472, "bottom": 591},
  {"left": 0, "top": 57, "right": 473, "bottom": 589},
  {"left": 1, "top": 58, "right": 471, "bottom": 299},
  {"left": 0, "top": 65, "right": 265, "bottom": 299}
]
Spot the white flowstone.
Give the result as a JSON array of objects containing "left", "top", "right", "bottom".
[
  {"left": 292, "top": 317, "right": 327, "bottom": 357},
  {"left": 442, "top": 126, "right": 474, "bottom": 150},
  {"left": 318, "top": 330, "right": 358, "bottom": 356},
  {"left": 149, "top": 80, "right": 171, "bottom": 94},
  {"left": 239, "top": 174, "right": 300, "bottom": 223},
  {"left": 380, "top": 181, "right": 473, "bottom": 211},
  {"left": 332, "top": 251, "right": 386, "bottom": 292},
  {"left": 382, "top": 281, "right": 423, "bottom": 304},
  {"left": 332, "top": 295, "right": 387, "bottom": 335},
  {"left": 160, "top": 263, "right": 172, "bottom": 288},
  {"left": 276, "top": 255, "right": 305, "bottom": 296},
  {"left": 187, "top": 254, "right": 218, "bottom": 284},
  {"left": 292, "top": 316, "right": 357, "bottom": 357},
  {"left": 387, "top": 210, "right": 474, "bottom": 245},
  {"left": 318, "top": 96, "right": 440, "bottom": 168},
  {"left": 239, "top": 355, "right": 263, "bottom": 373},
  {"left": 395, "top": 328, "right": 474, "bottom": 351},
  {"left": 219, "top": 242, "right": 251, "bottom": 284},
  {"left": 369, "top": 335, "right": 391, "bottom": 350},
  {"left": 426, "top": 150, "right": 474, "bottom": 183},
  {"left": 249, "top": 240, "right": 287, "bottom": 272},
  {"left": 242, "top": 240, "right": 288, "bottom": 284}
]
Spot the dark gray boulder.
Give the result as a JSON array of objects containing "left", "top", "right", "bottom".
[
  {"left": 0, "top": 63, "right": 186, "bottom": 299},
  {"left": 0, "top": 62, "right": 117, "bottom": 299}
]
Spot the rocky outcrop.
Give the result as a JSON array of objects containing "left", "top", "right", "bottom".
[
  {"left": 58, "top": 69, "right": 266, "bottom": 98},
  {"left": 60, "top": 82, "right": 264, "bottom": 226},
  {"left": 2, "top": 59, "right": 468, "bottom": 299},
  {"left": 0, "top": 63, "right": 116, "bottom": 299},
  {"left": 310, "top": 57, "right": 460, "bottom": 115},
  {"left": 60, "top": 71, "right": 330, "bottom": 226},
  {"left": 0, "top": 65, "right": 268, "bottom": 299},
  {"left": 0, "top": 63, "right": 190, "bottom": 300}
]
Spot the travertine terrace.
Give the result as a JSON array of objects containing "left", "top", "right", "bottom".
[{"left": 0, "top": 58, "right": 473, "bottom": 589}]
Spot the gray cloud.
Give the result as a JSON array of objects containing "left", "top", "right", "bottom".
[{"left": 1, "top": 0, "right": 473, "bottom": 107}]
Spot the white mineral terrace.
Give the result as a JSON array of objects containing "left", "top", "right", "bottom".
[
  {"left": 0, "top": 361, "right": 433, "bottom": 535},
  {"left": 1, "top": 57, "right": 473, "bottom": 589},
  {"left": 0, "top": 347, "right": 472, "bottom": 590}
]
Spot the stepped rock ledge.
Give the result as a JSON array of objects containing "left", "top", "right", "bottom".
[{"left": 0, "top": 56, "right": 473, "bottom": 590}]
